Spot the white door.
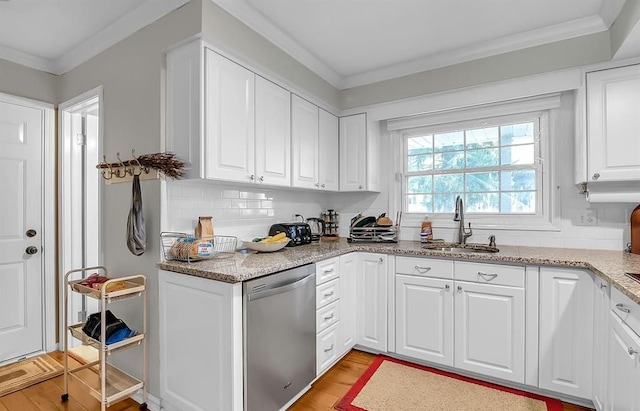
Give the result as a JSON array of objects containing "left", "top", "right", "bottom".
[
  {"left": 291, "top": 94, "right": 319, "bottom": 189},
  {"left": 318, "top": 109, "right": 338, "bottom": 191},
  {"left": 356, "top": 253, "right": 387, "bottom": 351},
  {"left": 454, "top": 281, "right": 525, "bottom": 383},
  {"left": 539, "top": 268, "right": 594, "bottom": 400},
  {"left": 339, "top": 253, "right": 357, "bottom": 356},
  {"left": 0, "top": 98, "right": 44, "bottom": 363},
  {"left": 205, "top": 49, "right": 255, "bottom": 183},
  {"left": 339, "top": 113, "right": 367, "bottom": 191},
  {"left": 255, "top": 77, "right": 291, "bottom": 187},
  {"left": 608, "top": 312, "right": 640, "bottom": 411},
  {"left": 395, "top": 274, "right": 454, "bottom": 366}
]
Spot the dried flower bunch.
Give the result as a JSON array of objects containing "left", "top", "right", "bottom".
[{"left": 136, "top": 152, "right": 185, "bottom": 179}]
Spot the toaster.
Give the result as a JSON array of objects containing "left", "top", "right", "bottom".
[{"left": 269, "top": 223, "right": 312, "bottom": 247}]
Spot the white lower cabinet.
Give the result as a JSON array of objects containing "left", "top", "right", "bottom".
[
  {"left": 158, "top": 270, "right": 243, "bottom": 411},
  {"left": 339, "top": 253, "right": 357, "bottom": 356},
  {"left": 395, "top": 274, "right": 454, "bottom": 366},
  {"left": 317, "top": 323, "right": 339, "bottom": 374},
  {"left": 608, "top": 311, "right": 640, "bottom": 411},
  {"left": 454, "top": 281, "right": 525, "bottom": 383},
  {"left": 356, "top": 253, "right": 388, "bottom": 351},
  {"left": 593, "top": 278, "right": 610, "bottom": 411},
  {"left": 539, "top": 267, "right": 594, "bottom": 400}
]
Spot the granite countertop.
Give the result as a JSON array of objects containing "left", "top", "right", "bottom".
[{"left": 156, "top": 238, "right": 640, "bottom": 304}]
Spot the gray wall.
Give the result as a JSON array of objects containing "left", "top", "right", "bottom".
[
  {"left": 340, "top": 31, "right": 612, "bottom": 109},
  {"left": 0, "top": 58, "right": 57, "bottom": 103},
  {"left": 611, "top": 0, "right": 640, "bottom": 55}
]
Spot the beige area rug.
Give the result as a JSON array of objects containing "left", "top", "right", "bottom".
[
  {"left": 0, "top": 354, "right": 63, "bottom": 397},
  {"left": 335, "top": 356, "right": 562, "bottom": 411}
]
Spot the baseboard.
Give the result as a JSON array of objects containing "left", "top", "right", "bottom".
[{"left": 132, "top": 391, "right": 162, "bottom": 411}]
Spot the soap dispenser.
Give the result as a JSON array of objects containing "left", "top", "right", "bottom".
[{"left": 632, "top": 204, "right": 640, "bottom": 254}]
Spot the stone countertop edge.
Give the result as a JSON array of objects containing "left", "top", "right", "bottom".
[{"left": 156, "top": 238, "right": 640, "bottom": 305}]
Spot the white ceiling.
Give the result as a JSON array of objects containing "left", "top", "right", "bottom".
[{"left": 0, "top": 0, "right": 628, "bottom": 87}]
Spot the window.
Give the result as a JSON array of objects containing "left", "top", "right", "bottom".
[{"left": 403, "top": 112, "right": 543, "bottom": 216}]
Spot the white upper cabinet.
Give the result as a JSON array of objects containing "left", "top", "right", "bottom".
[
  {"left": 204, "top": 49, "right": 255, "bottom": 182},
  {"left": 291, "top": 94, "right": 320, "bottom": 189},
  {"left": 339, "top": 113, "right": 367, "bottom": 191},
  {"left": 255, "top": 77, "right": 291, "bottom": 186},
  {"left": 319, "top": 109, "right": 339, "bottom": 191},
  {"left": 586, "top": 64, "right": 640, "bottom": 183}
]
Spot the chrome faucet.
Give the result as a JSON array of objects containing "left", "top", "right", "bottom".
[{"left": 453, "top": 196, "right": 473, "bottom": 244}]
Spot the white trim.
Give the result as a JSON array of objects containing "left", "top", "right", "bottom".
[
  {"left": 0, "top": 43, "right": 55, "bottom": 74},
  {"left": 132, "top": 391, "right": 162, "bottom": 411}
]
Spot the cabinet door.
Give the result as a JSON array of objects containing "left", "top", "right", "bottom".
[
  {"left": 205, "top": 49, "right": 255, "bottom": 182},
  {"left": 291, "top": 94, "right": 319, "bottom": 189},
  {"left": 339, "top": 113, "right": 367, "bottom": 191},
  {"left": 356, "top": 253, "right": 387, "bottom": 351},
  {"left": 318, "top": 109, "right": 339, "bottom": 191},
  {"left": 339, "top": 253, "right": 357, "bottom": 356},
  {"left": 608, "top": 312, "right": 640, "bottom": 411},
  {"left": 539, "top": 268, "right": 594, "bottom": 399},
  {"left": 587, "top": 64, "right": 640, "bottom": 182},
  {"left": 317, "top": 322, "right": 339, "bottom": 375},
  {"left": 395, "top": 275, "right": 453, "bottom": 366},
  {"left": 159, "top": 270, "right": 243, "bottom": 411},
  {"left": 593, "top": 279, "right": 610, "bottom": 411},
  {"left": 454, "top": 281, "right": 525, "bottom": 383},
  {"left": 254, "top": 77, "right": 291, "bottom": 186}
]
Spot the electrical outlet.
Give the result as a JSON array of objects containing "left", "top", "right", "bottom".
[{"left": 577, "top": 209, "right": 598, "bottom": 226}]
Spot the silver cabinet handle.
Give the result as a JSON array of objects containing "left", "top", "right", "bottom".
[
  {"left": 323, "top": 291, "right": 334, "bottom": 298},
  {"left": 592, "top": 173, "right": 600, "bottom": 180},
  {"left": 445, "top": 284, "right": 450, "bottom": 291},
  {"left": 415, "top": 266, "right": 432, "bottom": 273},
  {"left": 457, "top": 285, "right": 462, "bottom": 292},
  {"left": 478, "top": 271, "right": 498, "bottom": 281},
  {"left": 616, "top": 303, "right": 631, "bottom": 313},
  {"left": 249, "top": 174, "right": 255, "bottom": 181},
  {"left": 259, "top": 176, "right": 264, "bottom": 182},
  {"left": 314, "top": 182, "right": 320, "bottom": 187},
  {"left": 629, "top": 347, "right": 638, "bottom": 356},
  {"left": 324, "top": 344, "right": 334, "bottom": 353},
  {"left": 323, "top": 313, "right": 334, "bottom": 321},
  {"left": 321, "top": 184, "right": 325, "bottom": 188},
  {"left": 600, "top": 283, "right": 607, "bottom": 289},
  {"left": 379, "top": 257, "right": 384, "bottom": 263},
  {"left": 323, "top": 268, "right": 334, "bottom": 273}
]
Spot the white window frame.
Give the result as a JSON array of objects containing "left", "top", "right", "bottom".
[{"left": 391, "top": 96, "right": 561, "bottom": 232}]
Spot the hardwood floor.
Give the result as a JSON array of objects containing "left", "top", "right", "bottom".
[
  {"left": 288, "top": 350, "right": 595, "bottom": 411},
  {"left": 0, "top": 352, "right": 140, "bottom": 411}
]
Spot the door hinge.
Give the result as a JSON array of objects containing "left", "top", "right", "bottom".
[{"left": 76, "top": 134, "right": 86, "bottom": 146}]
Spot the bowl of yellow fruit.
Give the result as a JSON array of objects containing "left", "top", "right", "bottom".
[{"left": 242, "top": 232, "right": 290, "bottom": 252}]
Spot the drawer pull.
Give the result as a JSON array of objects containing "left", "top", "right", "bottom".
[
  {"left": 323, "top": 313, "right": 335, "bottom": 321},
  {"left": 445, "top": 284, "right": 450, "bottom": 291},
  {"left": 616, "top": 303, "right": 631, "bottom": 313},
  {"left": 599, "top": 283, "right": 607, "bottom": 289},
  {"left": 323, "top": 291, "right": 334, "bottom": 298},
  {"left": 323, "top": 268, "right": 334, "bottom": 274},
  {"left": 324, "top": 344, "right": 334, "bottom": 353},
  {"left": 415, "top": 266, "right": 432, "bottom": 273},
  {"left": 478, "top": 271, "right": 498, "bottom": 281},
  {"left": 629, "top": 347, "right": 638, "bottom": 356}
]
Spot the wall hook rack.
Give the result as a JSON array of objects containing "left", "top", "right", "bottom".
[{"left": 96, "top": 150, "right": 184, "bottom": 185}]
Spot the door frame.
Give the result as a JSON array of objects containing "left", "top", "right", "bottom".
[
  {"left": 57, "top": 86, "right": 104, "bottom": 346},
  {"left": 0, "top": 92, "right": 56, "bottom": 356}
]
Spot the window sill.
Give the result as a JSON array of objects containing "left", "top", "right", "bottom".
[{"left": 401, "top": 215, "right": 561, "bottom": 232}]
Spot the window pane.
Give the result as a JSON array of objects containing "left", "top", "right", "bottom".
[
  {"left": 434, "top": 131, "right": 464, "bottom": 153},
  {"left": 434, "top": 151, "right": 464, "bottom": 170},
  {"left": 466, "top": 148, "right": 499, "bottom": 168},
  {"left": 434, "top": 173, "right": 464, "bottom": 193},
  {"left": 466, "top": 127, "right": 498, "bottom": 149},
  {"left": 407, "top": 176, "right": 432, "bottom": 193},
  {"left": 501, "top": 191, "right": 535, "bottom": 213},
  {"left": 408, "top": 135, "right": 433, "bottom": 154},
  {"left": 466, "top": 193, "right": 499, "bottom": 212},
  {"left": 501, "top": 144, "right": 534, "bottom": 165},
  {"left": 406, "top": 194, "right": 432, "bottom": 213},
  {"left": 434, "top": 193, "right": 458, "bottom": 213},
  {"left": 408, "top": 154, "right": 433, "bottom": 171},
  {"left": 501, "top": 122, "right": 534, "bottom": 146},
  {"left": 466, "top": 172, "right": 499, "bottom": 192},
  {"left": 501, "top": 170, "right": 535, "bottom": 191}
]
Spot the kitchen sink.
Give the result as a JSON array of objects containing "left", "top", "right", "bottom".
[{"left": 421, "top": 243, "right": 499, "bottom": 254}]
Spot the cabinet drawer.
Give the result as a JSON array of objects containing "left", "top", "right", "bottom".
[
  {"left": 316, "top": 257, "right": 340, "bottom": 285},
  {"left": 317, "top": 322, "right": 339, "bottom": 375},
  {"left": 396, "top": 256, "right": 453, "bottom": 279},
  {"left": 316, "top": 278, "right": 340, "bottom": 309},
  {"left": 611, "top": 285, "right": 640, "bottom": 336},
  {"left": 455, "top": 261, "right": 524, "bottom": 288},
  {"left": 317, "top": 300, "right": 340, "bottom": 333}
]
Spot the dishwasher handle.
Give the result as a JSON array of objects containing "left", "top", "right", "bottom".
[{"left": 247, "top": 272, "right": 315, "bottom": 301}]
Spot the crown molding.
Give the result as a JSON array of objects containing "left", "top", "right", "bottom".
[{"left": 0, "top": 0, "right": 188, "bottom": 75}]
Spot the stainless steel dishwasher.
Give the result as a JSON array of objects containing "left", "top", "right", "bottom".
[{"left": 243, "top": 264, "right": 316, "bottom": 411}]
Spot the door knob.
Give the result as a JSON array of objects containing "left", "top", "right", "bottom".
[
  {"left": 26, "top": 246, "right": 39, "bottom": 255},
  {"left": 26, "top": 229, "right": 37, "bottom": 237}
]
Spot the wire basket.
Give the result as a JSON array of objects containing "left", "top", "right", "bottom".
[
  {"left": 161, "top": 232, "right": 237, "bottom": 262},
  {"left": 348, "top": 226, "right": 398, "bottom": 243}
]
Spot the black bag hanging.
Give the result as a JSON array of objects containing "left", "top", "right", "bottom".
[{"left": 126, "top": 174, "right": 146, "bottom": 255}]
